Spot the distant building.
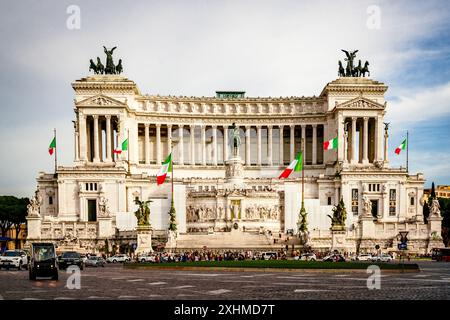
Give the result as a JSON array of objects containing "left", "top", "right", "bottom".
[{"left": 424, "top": 185, "right": 450, "bottom": 200}]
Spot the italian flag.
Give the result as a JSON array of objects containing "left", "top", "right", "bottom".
[
  {"left": 157, "top": 153, "right": 172, "bottom": 185},
  {"left": 48, "top": 137, "right": 56, "bottom": 155},
  {"left": 279, "top": 152, "right": 303, "bottom": 179},
  {"left": 113, "top": 138, "right": 128, "bottom": 154},
  {"left": 323, "top": 137, "right": 338, "bottom": 150},
  {"left": 395, "top": 138, "right": 407, "bottom": 155}
]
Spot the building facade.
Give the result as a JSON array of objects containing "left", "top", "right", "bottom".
[{"left": 26, "top": 74, "right": 443, "bottom": 254}]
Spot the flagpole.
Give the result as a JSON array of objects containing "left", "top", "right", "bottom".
[
  {"left": 127, "top": 129, "right": 131, "bottom": 175},
  {"left": 406, "top": 130, "right": 409, "bottom": 174},
  {"left": 171, "top": 137, "right": 174, "bottom": 203},
  {"left": 54, "top": 128, "right": 57, "bottom": 175},
  {"left": 301, "top": 138, "right": 305, "bottom": 206}
]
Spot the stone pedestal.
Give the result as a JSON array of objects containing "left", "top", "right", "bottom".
[
  {"left": 135, "top": 225, "right": 153, "bottom": 254},
  {"left": 165, "top": 230, "right": 177, "bottom": 251},
  {"left": 98, "top": 217, "right": 113, "bottom": 238},
  {"left": 331, "top": 230, "right": 347, "bottom": 252},
  {"left": 26, "top": 215, "right": 42, "bottom": 240},
  {"left": 225, "top": 156, "right": 245, "bottom": 188},
  {"left": 359, "top": 215, "right": 375, "bottom": 239},
  {"left": 428, "top": 215, "right": 443, "bottom": 236}
]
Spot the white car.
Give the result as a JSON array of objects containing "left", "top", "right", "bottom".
[
  {"left": 355, "top": 254, "right": 373, "bottom": 261},
  {"left": 138, "top": 253, "right": 155, "bottom": 263},
  {"left": 298, "top": 253, "right": 317, "bottom": 261},
  {"left": 371, "top": 254, "right": 393, "bottom": 262},
  {"left": 106, "top": 254, "right": 131, "bottom": 263},
  {"left": 0, "top": 250, "right": 29, "bottom": 270},
  {"left": 261, "top": 252, "right": 277, "bottom": 260}
]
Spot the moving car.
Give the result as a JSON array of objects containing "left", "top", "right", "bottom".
[
  {"left": 58, "top": 251, "right": 84, "bottom": 270},
  {"left": 0, "top": 250, "right": 28, "bottom": 270},
  {"left": 106, "top": 254, "right": 131, "bottom": 263},
  {"left": 355, "top": 254, "right": 373, "bottom": 261},
  {"left": 29, "top": 243, "right": 58, "bottom": 280},
  {"left": 323, "top": 254, "right": 346, "bottom": 262},
  {"left": 138, "top": 253, "right": 156, "bottom": 263},
  {"left": 370, "top": 253, "right": 393, "bottom": 262},
  {"left": 298, "top": 253, "right": 317, "bottom": 261},
  {"left": 85, "top": 256, "right": 106, "bottom": 267}
]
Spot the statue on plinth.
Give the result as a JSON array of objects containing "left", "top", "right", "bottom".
[
  {"left": 328, "top": 198, "right": 347, "bottom": 231},
  {"left": 430, "top": 198, "right": 441, "bottom": 217},
  {"left": 27, "top": 189, "right": 42, "bottom": 217},
  {"left": 134, "top": 199, "right": 152, "bottom": 226},
  {"left": 231, "top": 123, "right": 241, "bottom": 157},
  {"left": 363, "top": 196, "right": 372, "bottom": 217}
]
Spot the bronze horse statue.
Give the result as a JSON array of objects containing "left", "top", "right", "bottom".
[
  {"left": 360, "top": 61, "right": 370, "bottom": 77},
  {"left": 96, "top": 57, "right": 105, "bottom": 74},
  {"left": 115, "top": 59, "right": 123, "bottom": 74},
  {"left": 338, "top": 61, "right": 345, "bottom": 77}
]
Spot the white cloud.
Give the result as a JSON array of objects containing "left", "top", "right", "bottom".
[{"left": 386, "top": 82, "right": 450, "bottom": 125}]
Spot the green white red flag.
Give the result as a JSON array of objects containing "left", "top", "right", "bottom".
[
  {"left": 48, "top": 137, "right": 56, "bottom": 155},
  {"left": 323, "top": 137, "right": 338, "bottom": 150},
  {"left": 157, "top": 153, "right": 172, "bottom": 185},
  {"left": 278, "top": 152, "right": 303, "bottom": 179},
  {"left": 395, "top": 138, "right": 407, "bottom": 155},
  {"left": 114, "top": 138, "right": 128, "bottom": 154}
]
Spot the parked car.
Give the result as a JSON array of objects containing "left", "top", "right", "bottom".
[
  {"left": 29, "top": 243, "right": 58, "bottom": 280},
  {"left": 355, "top": 254, "right": 373, "bottom": 261},
  {"left": 261, "top": 252, "right": 277, "bottom": 260},
  {"left": 323, "top": 254, "right": 346, "bottom": 262},
  {"left": 0, "top": 250, "right": 28, "bottom": 270},
  {"left": 371, "top": 253, "right": 393, "bottom": 263},
  {"left": 85, "top": 256, "right": 106, "bottom": 267},
  {"left": 298, "top": 253, "right": 317, "bottom": 261},
  {"left": 58, "top": 251, "right": 84, "bottom": 270},
  {"left": 106, "top": 254, "right": 131, "bottom": 263},
  {"left": 138, "top": 253, "right": 156, "bottom": 263}
]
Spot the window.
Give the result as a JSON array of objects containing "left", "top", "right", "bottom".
[
  {"left": 410, "top": 197, "right": 415, "bottom": 206},
  {"left": 85, "top": 183, "right": 98, "bottom": 191},
  {"left": 351, "top": 189, "right": 358, "bottom": 215},
  {"left": 327, "top": 197, "right": 332, "bottom": 205},
  {"left": 48, "top": 196, "right": 53, "bottom": 205},
  {"left": 389, "top": 189, "right": 396, "bottom": 216}
]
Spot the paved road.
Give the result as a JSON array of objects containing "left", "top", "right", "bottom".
[{"left": 0, "top": 261, "right": 448, "bottom": 300}]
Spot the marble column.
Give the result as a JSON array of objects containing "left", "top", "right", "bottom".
[
  {"left": 301, "top": 125, "right": 306, "bottom": 159},
  {"left": 167, "top": 125, "right": 172, "bottom": 155},
  {"left": 156, "top": 124, "right": 161, "bottom": 164},
  {"left": 212, "top": 126, "right": 217, "bottom": 165},
  {"left": 377, "top": 115, "right": 383, "bottom": 162},
  {"left": 93, "top": 115, "right": 100, "bottom": 162},
  {"left": 178, "top": 125, "right": 184, "bottom": 165},
  {"left": 374, "top": 116, "right": 378, "bottom": 161},
  {"left": 268, "top": 125, "right": 273, "bottom": 166},
  {"left": 363, "top": 117, "right": 369, "bottom": 164},
  {"left": 351, "top": 117, "right": 357, "bottom": 163},
  {"left": 78, "top": 114, "right": 87, "bottom": 161},
  {"left": 257, "top": 126, "right": 262, "bottom": 166},
  {"left": 190, "top": 125, "right": 195, "bottom": 165},
  {"left": 290, "top": 125, "right": 295, "bottom": 161},
  {"left": 223, "top": 125, "right": 228, "bottom": 161},
  {"left": 201, "top": 125, "right": 206, "bottom": 165},
  {"left": 279, "top": 125, "right": 284, "bottom": 165},
  {"left": 144, "top": 123, "right": 150, "bottom": 165},
  {"left": 105, "top": 116, "right": 112, "bottom": 162},
  {"left": 245, "top": 126, "right": 251, "bottom": 166},
  {"left": 74, "top": 121, "right": 79, "bottom": 162},
  {"left": 312, "top": 124, "right": 317, "bottom": 165}
]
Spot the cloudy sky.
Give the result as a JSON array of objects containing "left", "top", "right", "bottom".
[{"left": 0, "top": 0, "right": 449, "bottom": 197}]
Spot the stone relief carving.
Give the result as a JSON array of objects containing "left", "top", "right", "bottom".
[{"left": 363, "top": 196, "right": 372, "bottom": 216}]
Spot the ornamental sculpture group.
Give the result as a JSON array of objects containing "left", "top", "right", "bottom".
[
  {"left": 89, "top": 46, "right": 123, "bottom": 75},
  {"left": 338, "top": 49, "right": 370, "bottom": 77}
]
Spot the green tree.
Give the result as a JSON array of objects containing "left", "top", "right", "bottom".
[
  {"left": 0, "top": 196, "right": 28, "bottom": 249},
  {"left": 431, "top": 182, "right": 436, "bottom": 199},
  {"left": 439, "top": 198, "right": 450, "bottom": 246}
]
